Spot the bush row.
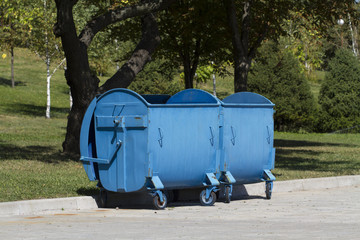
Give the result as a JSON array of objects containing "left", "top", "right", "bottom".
[{"left": 249, "top": 41, "right": 360, "bottom": 133}]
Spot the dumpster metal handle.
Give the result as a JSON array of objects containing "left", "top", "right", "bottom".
[
  {"left": 209, "top": 127, "right": 214, "bottom": 146},
  {"left": 230, "top": 126, "right": 236, "bottom": 146},
  {"left": 266, "top": 126, "right": 271, "bottom": 144},
  {"left": 80, "top": 139, "right": 122, "bottom": 164},
  {"left": 158, "top": 128, "right": 163, "bottom": 148},
  {"left": 110, "top": 139, "right": 123, "bottom": 160}
]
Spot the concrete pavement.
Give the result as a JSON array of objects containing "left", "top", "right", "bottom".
[
  {"left": 1, "top": 175, "right": 360, "bottom": 216},
  {"left": 0, "top": 185, "right": 359, "bottom": 239}
]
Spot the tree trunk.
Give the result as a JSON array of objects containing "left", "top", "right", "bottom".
[
  {"left": 234, "top": 57, "right": 251, "bottom": 92},
  {"left": 183, "top": 51, "right": 194, "bottom": 89},
  {"left": 10, "top": 47, "right": 14, "bottom": 88},
  {"left": 54, "top": 0, "right": 99, "bottom": 156},
  {"left": 224, "top": 0, "right": 252, "bottom": 93},
  {"left": 55, "top": 0, "right": 166, "bottom": 156},
  {"left": 182, "top": 39, "right": 201, "bottom": 89},
  {"left": 44, "top": 0, "right": 51, "bottom": 119},
  {"left": 348, "top": 13, "right": 359, "bottom": 56},
  {"left": 46, "top": 59, "right": 51, "bottom": 119}
]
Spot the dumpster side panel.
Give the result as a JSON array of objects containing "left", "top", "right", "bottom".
[
  {"left": 223, "top": 106, "right": 274, "bottom": 184},
  {"left": 148, "top": 106, "right": 220, "bottom": 189},
  {"left": 94, "top": 90, "right": 149, "bottom": 192}
]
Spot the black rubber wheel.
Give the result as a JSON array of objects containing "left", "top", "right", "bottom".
[
  {"left": 199, "top": 190, "right": 217, "bottom": 206},
  {"left": 224, "top": 186, "right": 231, "bottom": 203},
  {"left": 99, "top": 189, "right": 108, "bottom": 208},
  {"left": 265, "top": 182, "right": 272, "bottom": 200},
  {"left": 153, "top": 194, "right": 168, "bottom": 210}
]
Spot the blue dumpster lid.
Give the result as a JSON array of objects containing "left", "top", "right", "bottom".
[
  {"left": 166, "top": 89, "right": 220, "bottom": 105},
  {"left": 222, "top": 92, "right": 274, "bottom": 107},
  {"left": 96, "top": 88, "right": 151, "bottom": 106}
]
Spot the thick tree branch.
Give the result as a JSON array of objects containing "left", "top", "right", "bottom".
[
  {"left": 249, "top": 23, "right": 269, "bottom": 60},
  {"left": 79, "top": 0, "right": 175, "bottom": 48},
  {"left": 98, "top": 13, "right": 161, "bottom": 93}
]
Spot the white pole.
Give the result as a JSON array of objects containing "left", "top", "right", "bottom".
[
  {"left": 212, "top": 61, "right": 216, "bottom": 97},
  {"left": 44, "top": 0, "right": 51, "bottom": 119}
]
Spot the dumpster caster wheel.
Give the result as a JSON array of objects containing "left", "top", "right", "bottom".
[
  {"left": 200, "top": 190, "right": 216, "bottom": 206},
  {"left": 265, "top": 182, "right": 272, "bottom": 200},
  {"left": 99, "top": 189, "right": 108, "bottom": 208},
  {"left": 224, "top": 186, "right": 231, "bottom": 204},
  {"left": 153, "top": 194, "right": 168, "bottom": 210}
]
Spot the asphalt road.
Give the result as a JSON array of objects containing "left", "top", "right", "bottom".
[{"left": 1, "top": 186, "right": 359, "bottom": 240}]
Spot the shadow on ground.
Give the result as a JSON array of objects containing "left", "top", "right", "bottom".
[
  {"left": 274, "top": 139, "right": 358, "bottom": 172},
  {"left": 85, "top": 185, "right": 266, "bottom": 210},
  {"left": 0, "top": 141, "right": 76, "bottom": 163},
  {"left": 274, "top": 139, "right": 357, "bottom": 148},
  {"left": 0, "top": 77, "right": 26, "bottom": 87},
  {"left": 4, "top": 103, "right": 69, "bottom": 117}
]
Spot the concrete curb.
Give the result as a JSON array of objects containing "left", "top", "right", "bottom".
[
  {"left": 1, "top": 175, "right": 359, "bottom": 216},
  {"left": 0, "top": 196, "right": 98, "bottom": 217},
  {"left": 232, "top": 175, "right": 360, "bottom": 198}
]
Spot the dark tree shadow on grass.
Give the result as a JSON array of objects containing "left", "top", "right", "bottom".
[
  {"left": 0, "top": 141, "right": 77, "bottom": 163},
  {"left": 0, "top": 77, "right": 26, "bottom": 87},
  {"left": 274, "top": 139, "right": 358, "bottom": 172},
  {"left": 5, "top": 103, "right": 69, "bottom": 118},
  {"left": 274, "top": 139, "right": 357, "bottom": 148}
]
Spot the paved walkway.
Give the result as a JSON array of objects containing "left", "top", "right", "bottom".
[{"left": 1, "top": 186, "right": 359, "bottom": 239}]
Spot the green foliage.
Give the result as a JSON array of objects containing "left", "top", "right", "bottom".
[
  {"left": 128, "top": 58, "right": 183, "bottom": 95},
  {"left": 0, "top": 0, "right": 37, "bottom": 50},
  {"left": 248, "top": 40, "right": 316, "bottom": 132},
  {"left": 180, "top": 64, "right": 215, "bottom": 85},
  {"left": 318, "top": 48, "right": 360, "bottom": 132},
  {"left": 282, "top": 11, "right": 325, "bottom": 75},
  {"left": 72, "top": 1, "right": 139, "bottom": 77},
  {"left": 28, "top": 0, "right": 63, "bottom": 62},
  {"left": 157, "top": 0, "right": 229, "bottom": 88}
]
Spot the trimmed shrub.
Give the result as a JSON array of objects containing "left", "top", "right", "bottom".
[
  {"left": 317, "top": 48, "right": 360, "bottom": 132},
  {"left": 248, "top": 41, "right": 316, "bottom": 132}
]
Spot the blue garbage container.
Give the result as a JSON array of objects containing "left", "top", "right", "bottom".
[
  {"left": 219, "top": 92, "right": 276, "bottom": 202},
  {"left": 80, "top": 89, "right": 276, "bottom": 208},
  {"left": 80, "top": 88, "right": 223, "bottom": 209}
]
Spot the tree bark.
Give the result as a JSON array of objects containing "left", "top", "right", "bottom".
[
  {"left": 54, "top": 0, "right": 171, "bottom": 156},
  {"left": 224, "top": 0, "right": 268, "bottom": 93},
  {"left": 183, "top": 46, "right": 193, "bottom": 89},
  {"left": 182, "top": 39, "right": 200, "bottom": 89},
  {"left": 54, "top": 0, "right": 100, "bottom": 155},
  {"left": 225, "top": 0, "right": 250, "bottom": 92}
]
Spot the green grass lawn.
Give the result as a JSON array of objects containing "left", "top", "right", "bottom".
[
  {"left": 0, "top": 48, "right": 359, "bottom": 202},
  {"left": 0, "top": 48, "right": 98, "bottom": 202},
  {"left": 273, "top": 132, "right": 360, "bottom": 180}
]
